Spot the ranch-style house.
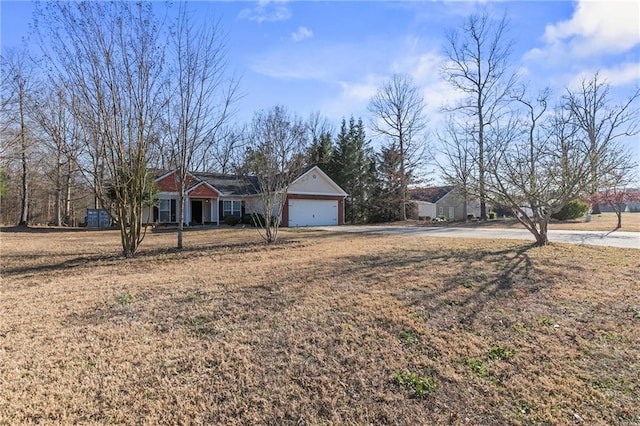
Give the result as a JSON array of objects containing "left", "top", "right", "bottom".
[{"left": 142, "top": 165, "right": 348, "bottom": 227}]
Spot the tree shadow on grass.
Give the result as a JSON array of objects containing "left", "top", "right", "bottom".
[
  {"left": 0, "top": 225, "right": 111, "bottom": 233},
  {"left": 1, "top": 240, "right": 301, "bottom": 278},
  {"left": 322, "top": 241, "right": 549, "bottom": 330}
]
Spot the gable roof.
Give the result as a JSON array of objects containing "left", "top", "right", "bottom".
[
  {"left": 152, "top": 165, "right": 347, "bottom": 198},
  {"left": 289, "top": 165, "right": 348, "bottom": 197},
  {"left": 193, "top": 172, "right": 259, "bottom": 196},
  {"left": 410, "top": 186, "right": 454, "bottom": 203},
  {"left": 154, "top": 170, "right": 200, "bottom": 192},
  {"left": 187, "top": 180, "right": 220, "bottom": 198}
]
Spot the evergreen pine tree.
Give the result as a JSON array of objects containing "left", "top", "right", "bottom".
[
  {"left": 329, "top": 117, "right": 376, "bottom": 223},
  {"left": 306, "top": 131, "right": 334, "bottom": 172},
  {"left": 371, "top": 142, "right": 407, "bottom": 222}
]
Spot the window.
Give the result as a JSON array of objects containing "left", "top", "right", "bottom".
[
  {"left": 223, "top": 200, "right": 242, "bottom": 218},
  {"left": 159, "top": 199, "right": 176, "bottom": 222}
]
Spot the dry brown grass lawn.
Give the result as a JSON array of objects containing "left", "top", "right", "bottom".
[
  {"left": 1, "top": 227, "right": 638, "bottom": 425},
  {"left": 404, "top": 212, "right": 640, "bottom": 232}
]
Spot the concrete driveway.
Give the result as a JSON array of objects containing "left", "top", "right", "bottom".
[{"left": 316, "top": 225, "right": 640, "bottom": 249}]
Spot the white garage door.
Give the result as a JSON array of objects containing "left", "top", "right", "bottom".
[{"left": 288, "top": 199, "right": 338, "bottom": 227}]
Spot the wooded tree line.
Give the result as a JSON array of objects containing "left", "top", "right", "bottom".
[{"left": 1, "top": 3, "right": 638, "bottom": 254}]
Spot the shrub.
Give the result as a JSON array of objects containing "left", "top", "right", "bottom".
[
  {"left": 488, "top": 211, "right": 497, "bottom": 219},
  {"left": 551, "top": 199, "right": 589, "bottom": 221},
  {"left": 242, "top": 213, "right": 278, "bottom": 227},
  {"left": 492, "top": 205, "right": 513, "bottom": 218},
  {"left": 250, "top": 213, "right": 265, "bottom": 227},
  {"left": 224, "top": 215, "right": 240, "bottom": 226},
  {"left": 467, "top": 214, "right": 475, "bottom": 220}
]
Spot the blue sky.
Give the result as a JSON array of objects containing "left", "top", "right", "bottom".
[{"left": 2, "top": 0, "right": 639, "bottom": 165}]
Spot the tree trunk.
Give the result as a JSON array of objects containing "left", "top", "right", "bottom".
[
  {"left": 64, "top": 165, "right": 72, "bottom": 226},
  {"left": 18, "top": 146, "right": 28, "bottom": 226},
  {"left": 535, "top": 232, "right": 549, "bottom": 246},
  {"left": 462, "top": 192, "right": 468, "bottom": 220},
  {"left": 177, "top": 185, "right": 185, "bottom": 250},
  {"left": 399, "top": 131, "right": 407, "bottom": 222},
  {"left": 55, "top": 159, "right": 63, "bottom": 226},
  {"left": 616, "top": 210, "right": 622, "bottom": 229},
  {"left": 478, "top": 101, "right": 487, "bottom": 221},
  {"left": 535, "top": 220, "right": 550, "bottom": 246},
  {"left": 18, "top": 98, "right": 28, "bottom": 226}
]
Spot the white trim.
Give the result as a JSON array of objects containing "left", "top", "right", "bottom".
[
  {"left": 187, "top": 180, "right": 220, "bottom": 196},
  {"left": 155, "top": 169, "right": 200, "bottom": 183},
  {"left": 287, "top": 190, "right": 347, "bottom": 197}
]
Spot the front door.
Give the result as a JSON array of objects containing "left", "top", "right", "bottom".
[{"left": 191, "top": 200, "right": 203, "bottom": 224}]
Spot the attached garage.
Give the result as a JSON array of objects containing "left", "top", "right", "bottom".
[
  {"left": 288, "top": 199, "right": 339, "bottom": 227},
  {"left": 282, "top": 166, "right": 348, "bottom": 227}
]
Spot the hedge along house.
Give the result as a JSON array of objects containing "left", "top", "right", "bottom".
[{"left": 143, "top": 165, "right": 348, "bottom": 227}]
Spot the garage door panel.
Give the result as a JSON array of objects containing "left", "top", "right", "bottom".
[{"left": 288, "top": 199, "right": 338, "bottom": 227}]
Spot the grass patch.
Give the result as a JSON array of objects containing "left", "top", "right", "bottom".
[
  {"left": 393, "top": 370, "right": 437, "bottom": 398},
  {"left": 116, "top": 292, "right": 134, "bottom": 306},
  {"left": 487, "top": 344, "right": 514, "bottom": 360},
  {"left": 399, "top": 329, "right": 419, "bottom": 345},
  {"left": 465, "top": 358, "right": 490, "bottom": 378}
]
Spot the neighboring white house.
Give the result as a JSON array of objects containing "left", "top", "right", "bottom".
[
  {"left": 143, "top": 165, "right": 348, "bottom": 227},
  {"left": 435, "top": 189, "right": 482, "bottom": 220},
  {"left": 410, "top": 186, "right": 482, "bottom": 220},
  {"left": 415, "top": 201, "right": 437, "bottom": 219}
]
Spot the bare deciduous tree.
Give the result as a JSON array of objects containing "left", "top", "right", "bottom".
[
  {"left": 31, "top": 84, "right": 82, "bottom": 226},
  {"left": 484, "top": 90, "right": 567, "bottom": 245},
  {"left": 36, "top": 1, "right": 166, "bottom": 257},
  {"left": 201, "top": 125, "right": 246, "bottom": 174},
  {"left": 442, "top": 9, "right": 518, "bottom": 220},
  {"left": 437, "top": 117, "right": 477, "bottom": 220},
  {"left": 482, "top": 79, "right": 638, "bottom": 246},
  {"left": 1, "top": 50, "right": 35, "bottom": 226},
  {"left": 564, "top": 73, "right": 640, "bottom": 214},
  {"left": 588, "top": 167, "right": 639, "bottom": 229},
  {"left": 164, "top": 4, "right": 240, "bottom": 249},
  {"left": 368, "top": 74, "right": 427, "bottom": 221},
  {"left": 239, "top": 106, "right": 308, "bottom": 244}
]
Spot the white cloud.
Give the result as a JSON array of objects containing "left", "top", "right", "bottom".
[
  {"left": 528, "top": 0, "right": 639, "bottom": 61},
  {"left": 250, "top": 35, "right": 463, "bottom": 132},
  {"left": 321, "top": 77, "right": 382, "bottom": 119},
  {"left": 566, "top": 62, "right": 640, "bottom": 90},
  {"left": 390, "top": 47, "right": 465, "bottom": 116},
  {"left": 239, "top": 0, "right": 291, "bottom": 23},
  {"left": 251, "top": 50, "right": 328, "bottom": 80},
  {"left": 291, "top": 26, "right": 313, "bottom": 42},
  {"left": 599, "top": 62, "right": 640, "bottom": 87}
]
